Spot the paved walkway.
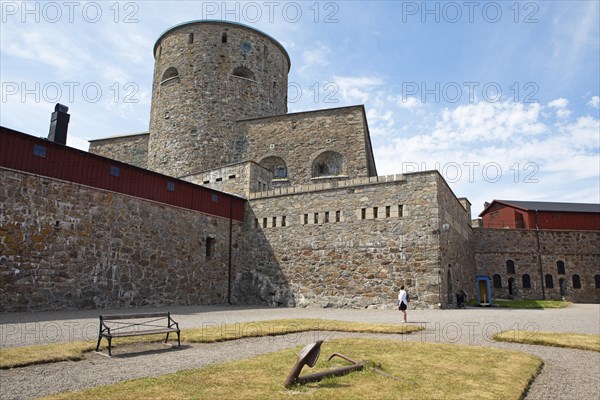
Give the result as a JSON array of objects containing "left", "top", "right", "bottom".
[{"left": 1, "top": 304, "right": 599, "bottom": 399}]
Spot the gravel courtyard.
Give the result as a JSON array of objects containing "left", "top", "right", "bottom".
[{"left": 1, "top": 304, "right": 598, "bottom": 399}]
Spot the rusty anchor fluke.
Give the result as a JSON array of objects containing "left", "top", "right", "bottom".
[{"left": 284, "top": 341, "right": 364, "bottom": 388}]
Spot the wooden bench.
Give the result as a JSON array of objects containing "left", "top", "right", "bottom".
[{"left": 96, "top": 312, "right": 180, "bottom": 356}]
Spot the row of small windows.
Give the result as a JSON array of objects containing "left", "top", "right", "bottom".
[
  {"left": 159, "top": 65, "right": 257, "bottom": 85},
  {"left": 203, "top": 175, "right": 237, "bottom": 185},
  {"left": 359, "top": 205, "right": 404, "bottom": 220},
  {"left": 505, "top": 260, "right": 567, "bottom": 275},
  {"left": 255, "top": 216, "right": 287, "bottom": 228},
  {"left": 493, "top": 274, "right": 600, "bottom": 289},
  {"left": 303, "top": 211, "right": 342, "bottom": 225}
]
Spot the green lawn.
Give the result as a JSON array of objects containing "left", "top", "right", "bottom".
[
  {"left": 44, "top": 338, "right": 542, "bottom": 400},
  {"left": 468, "top": 299, "right": 571, "bottom": 309},
  {"left": 495, "top": 330, "right": 600, "bottom": 352}
]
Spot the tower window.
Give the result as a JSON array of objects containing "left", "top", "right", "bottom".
[
  {"left": 206, "top": 237, "right": 215, "bottom": 259},
  {"left": 557, "top": 260, "right": 566, "bottom": 275},
  {"left": 493, "top": 274, "right": 502, "bottom": 288},
  {"left": 188, "top": 33, "right": 194, "bottom": 44},
  {"left": 160, "top": 67, "right": 180, "bottom": 85},
  {"left": 572, "top": 275, "right": 581, "bottom": 289},
  {"left": 232, "top": 66, "right": 255, "bottom": 80},
  {"left": 222, "top": 32, "right": 228, "bottom": 43},
  {"left": 33, "top": 144, "right": 46, "bottom": 158},
  {"left": 506, "top": 260, "right": 515, "bottom": 274},
  {"left": 545, "top": 274, "right": 554, "bottom": 288},
  {"left": 522, "top": 274, "right": 531, "bottom": 289}
]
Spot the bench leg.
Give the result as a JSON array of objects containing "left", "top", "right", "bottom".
[
  {"left": 177, "top": 331, "right": 181, "bottom": 347},
  {"left": 96, "top": 336, "right": 102, "bottom": 352},
  {"left": 107, "top": 337, "right": 112, "bottom": 357}
]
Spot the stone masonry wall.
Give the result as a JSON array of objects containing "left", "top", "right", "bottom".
[
  {"left": 235, "top": 171, "right": 444, "bottom": 309},
  {"left": 474, "top": 228, "right": 600, "bottom": 303},
  {"left": 88, "top": 133, "right": 149, "bottom": 169},
  {"left": 0, "top": 168, "right": 242, "bottom": 312},
  {"left": 235, "top": 106, "right": 376, "bottom": 186}
]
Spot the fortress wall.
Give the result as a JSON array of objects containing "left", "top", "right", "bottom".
[
  {"left": 88, "top": 133, "right": 149, "bottom": 169},
  {"left": 236, "top": 106, "right": 374, "bottom": 185},
  {"left": 0, "top": 168, "right": 242, "bottom": 312},
  {"left": 474, "top": 228, "right": 600, "bottom": 303},
  {"left": 236, "top": 171, "right": 444, "bottom": 309}
]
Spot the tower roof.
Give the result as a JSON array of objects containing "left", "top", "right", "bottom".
[{"left": 153, "top": 20, "right": 291, "bottom": 71}]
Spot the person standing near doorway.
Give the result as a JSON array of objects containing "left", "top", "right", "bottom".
[{"left": 398, "top": 285, "right": 408, "bottom": 323}]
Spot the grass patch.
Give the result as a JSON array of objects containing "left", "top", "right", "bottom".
[
  {"left": 0, "top": 319, "right": 421, "bottom": 369},
  {"left": 43, "top": 338, "right": 542, "bottom": 400},
  {"left": 494, "top": 330, "right": 600, "bottom": 352},
  {"left": 467, "top": 299, "right": 571, "bottom": 309}
]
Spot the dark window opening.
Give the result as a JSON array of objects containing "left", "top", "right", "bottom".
[
  {"left": 545, "top": 274, "right": 554, "bottom": 289},
  {"left": 203, "top": 180, "right": 210, "bottom": 184},
  {"left": 282, "top": 216, "right": 286, "bottom": 227},
  {"left": 522, "top": 274, "right": 531, "bottom": 289},
  {"left": 304, "top": 214, "right": 308, "bottom": 225},
  {"left": 361, "top": 208, "right": 366, "bottom": 220},
  {"left": 398, "top": 205, "right": 404, "bottom": 217},
  {"left": 263, "top": 218, "right": 267, "bottom": 228},
  {"left": 211, "top": 194, "right": 219, "bottom": 203},
  {"left": 373, "top": 207, "right": 378, "bottom": 219},
  {"left": 572, "top": 275, "right": 581, "bottom": 289},
  {"left": 109, "top": 166, "right": 120, "bottom": 177},
  {"left": 508, "top": 278, "right": 515, "bottom": 295},
  {"left": 386, "top": 206, "right": 391, "bottom": 218},
  {"left": 314, "top": 213, "right": 319, "bottom": 224},
  {"left": 312, "top": 151, "right": 343, "bottom": 177},
  {"left": 324, "top": 212, "right": 329, "bottom": 223},
  {"left": 559, "top": 278, "right": 567, "bottom": 296},
  {"left": 160, "top": 67, "right": 179, "bottom": 84},
  {"left": 254, "top": 218, "right": 259, "bottom": 228},
  {"left": 272, "top": 217, "right": 277, "bottom": 227},
  {"left": 276, "top": 166, "right": 287, "bottom": 178},
  {"left": 206, "top": 237, "right": 215, "bottom": 259},
  {"left": 595, "top": 275, "right": 600, "bottom": 289},
  {"left": 335, "top": 210, "right": 341, "bottom": 222},
  {"left": 506, "top": 260, "right": 515, "bottom": 274},
  {"left": 167, "top": 181, "right": 175, "bottom": 192},
  {"left": 557, "top": 260, "right": 566, "bottom": 275},
  {"left": 33, "top": 144, "right": 46, "bottom": 158},
  {"left": 232, "top": 66, "right": 255, "bottom": 80},
  {"left": 215, "top": 177, "right": 222, "bottom": 182},
  {"left": 222, "top": 32, "right": 228, "bottom": 43},
  {"left": 228, "top": 175, "right": 236, "bottom": 180},
  {"left": 493, "top": 274, "right": 502, "bottom": 288},
  {"left": 188, "top": 33, "right": 194, "bottom": 44}
]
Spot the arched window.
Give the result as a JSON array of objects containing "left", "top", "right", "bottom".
[
  {"left": 522, "top": 274, "right": 531, "bottom": 289},
  {"left": 506, "top": 260, "right": 515, "bottom": 274},
  {"left": 493, "top": 274, "right": 502, "bottom": 289},
  {"left": 259, "top": 156, "right": 288, "bottom": 179},
  {"left": 232, "top": 66, "right": 255, "bottom": 80},
  {"left": 557, "top": 260, "right": 565, "bottom": 275},
  {"left": 312, "top": 151, "right": 344, "bottom": 177},
  {"left": 594, "top": 275, "right": 600, "bottom": 289},
  {"left": 222, "top": 32, "right": 228, "bottom": 43},
  {"left": 572, "top": 275, "right": 581, "bottom": 289},
  {"left": 160, "top": 67, "right": 179, "bottom": 84},
  {"left": 545, "top": 274, "right": 554, "bottom": 289}
]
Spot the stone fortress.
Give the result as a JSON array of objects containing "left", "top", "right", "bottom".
[{"left": 1, "top": 21, "right": 598, "bottom": 312}]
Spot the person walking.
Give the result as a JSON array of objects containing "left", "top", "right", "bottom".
[{"left": 398, "top": 285, "right": 408, "bottom": 323}]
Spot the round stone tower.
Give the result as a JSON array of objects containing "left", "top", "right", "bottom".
[{"left": 148, "top": 21, "right": 290, "bottom": 177}]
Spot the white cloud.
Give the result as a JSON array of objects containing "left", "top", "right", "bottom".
[
  {"left": 331, "top": 75, "right": 384, "bottom": 104},
  {"left": 587, "top": 96, "right": 600, "bottom": 108},
  {"left": 548, "top": 98, "right": 569, "bottom": 109},
  {"left": 298, "top": 44, "right": 331, "bottom": 76}
]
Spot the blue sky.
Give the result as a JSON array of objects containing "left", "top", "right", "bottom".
[{"left": 1, "top": 1, "right": 599, "bottom": 217}]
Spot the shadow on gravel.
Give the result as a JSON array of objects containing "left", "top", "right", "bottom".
[{"left": 95, "top": 343, "right": 190, "bottom": 359}]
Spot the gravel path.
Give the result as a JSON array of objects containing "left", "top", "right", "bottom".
[{"left": 1, "top": 304, "right": 599, "bottom": 399}]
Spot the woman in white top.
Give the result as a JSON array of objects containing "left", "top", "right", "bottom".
[{"left": 398, "top": 285, "right": 408, "bottom": 323}]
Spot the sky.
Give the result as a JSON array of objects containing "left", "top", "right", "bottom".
[{"left": 1, "top": 0, "right": 599, "bottom": 217}]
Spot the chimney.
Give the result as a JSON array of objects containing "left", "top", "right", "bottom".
[{"left": 48, "top": 103, "right": 70, "bottom": 145}]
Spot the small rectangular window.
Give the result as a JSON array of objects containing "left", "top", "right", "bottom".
[
  {"left": 272, "top": 216, "right": 277, "bottom": 227},
  {"left": 282, "top": 216, "right": 286, "bottom": 227},
  {"left": 263, "top": 218, "right": 267, "bottom": 228},
  {"left": 188, "top": 32, "right": 194, "bottom": 44},
  {"left": 206, "top": 237, "right": 215, "bottom": 259},
  {"left": 314, "top": 213, "right": 319, "bottom": 224},
  {"left": 33, "top": 144, "right": 46, "bottom": 158},
  {"left": 386, "top": 206, "right": 391, "bottom": 218},
  {"left": 324, "top": 212, "right": 329, "bottom": 223},
  {"left": 109, "top": 166, "right": 120, "bottom": 177},
  {"left": 203, "top": 180, "right": 210, "bottom": 184},
  {"left": 398, "top": 205, "right": 404, "bottom": 217},
  {"left": 361, "top": 208, "right": 366, "bottom": 220},
  {"left": 304, "top": 214, "right": 308, "bottom": 225},
  {"left": 228, "top": 175, "right": 236, "bottom": 180},
  {"left": 254, "top": 218, "right": 259, "bottom": 228},
  {"left": 373, "top": 207, "right": 378, "bottom": 219},
  {"left": 215, "top": 177, "right": 222, "bottom": 182},
  {"left": 336, "top": 210, "right": 341, "bottom": 222},
  {"left": 167, "top": 181, "right": 175, "bottom": 192},
  {"left": 211, "top": 194, "right": 219, "bottom": 203}
]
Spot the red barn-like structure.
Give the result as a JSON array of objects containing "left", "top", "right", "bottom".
[{"left": 479, "top": 200, "right": 600, "bottom": 230}]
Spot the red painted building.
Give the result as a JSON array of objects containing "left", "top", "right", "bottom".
[
  {"left": 479, "top": 200, "right": 600, "bottom": 230},
  {"left": 0, "top": 126, "right": 245, "bottom": 222}
]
